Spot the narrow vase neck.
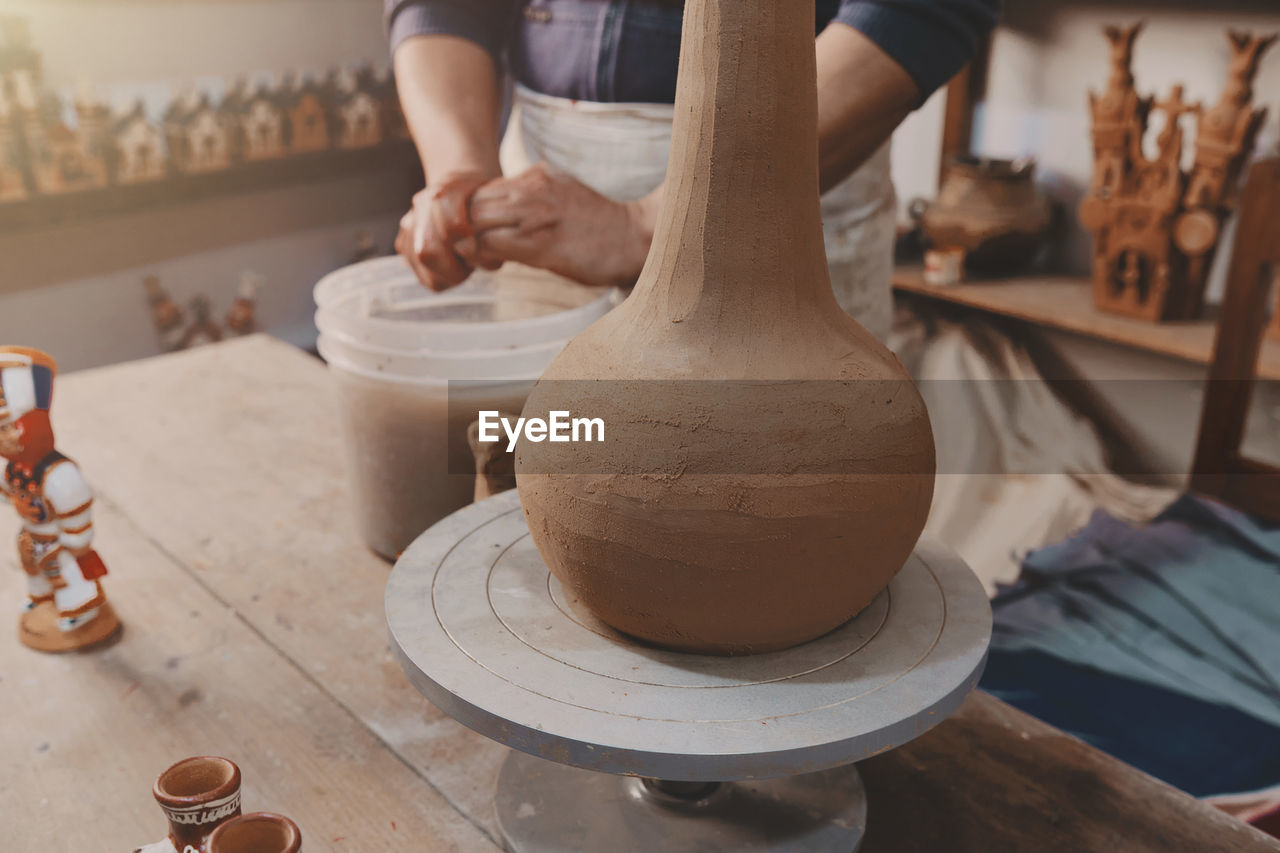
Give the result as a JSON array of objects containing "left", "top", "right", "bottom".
[{"left": 634, "top": 0, "right": 834, "bottom": 326}]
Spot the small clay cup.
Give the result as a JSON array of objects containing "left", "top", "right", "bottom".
[
  {"left": 153, "top": 756, "right": 243, "bottom": 851},
  {"left": 208, "top": 812, "right": 302, "bottom": 853}
]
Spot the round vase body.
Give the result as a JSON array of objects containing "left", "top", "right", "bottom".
[{"left": 515, "top": 0, "right": 935, "bottom": 655}]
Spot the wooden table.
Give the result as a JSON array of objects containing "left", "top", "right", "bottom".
[{"left": 3, "top": 336, "right": 1275, "bottom": 852}]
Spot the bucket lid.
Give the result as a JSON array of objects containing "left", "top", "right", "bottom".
[{"left": 314, "top": 257, "right": 622, "bottom": 352}]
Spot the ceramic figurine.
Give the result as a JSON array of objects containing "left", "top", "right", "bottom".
[
  {"left": 281, "top": 75, "right": 332, "bottom": 155},
  {"left": 0, "top": 84, "right": 29, "bottom": 202},
  {"left": 1177, "top": 31, "right": 1278, "bottom": 307},
  {"left": 143, "top": 275, "right": 187, "bottom": 353},
  {"left": 0, "top": 347, "right": 120, "bottom": 651},
  {"left": 114, "top": 101, "right": 169, "bottom": 185},
  {"left": 916, "top": 155, "right": 1051, "bottom": 274},
  {"left": 177, "top": 295, "right": 225, "bottom": 350},
  {"left": 516, "top": 0, "right": 935, "bottom": 655},
  {"left": 333, "top": 67, "right": 382, "bottom": 150},
  {"left": 136, "top": 756, "right": 243, "bottom": 853},
  {"left": 225, "top": 272, "right": 262, "bottom": 336},
  {"left": 208, "top": 813, "right": 301, "bottom": 853},
  {"left": 1080, "top": 25, "right": 1276, "bottom": 322}
]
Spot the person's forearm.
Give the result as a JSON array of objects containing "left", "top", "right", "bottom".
[
  {"left": 815, "top": 22, "right": 919, "bottom": 194},
  {"left": 394, "top": 34, "right": 504, "bottom": 181}
]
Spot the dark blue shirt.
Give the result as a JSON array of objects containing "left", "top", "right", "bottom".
[{"left": 385, "top": 0, "right": 999, "bottom": 105}]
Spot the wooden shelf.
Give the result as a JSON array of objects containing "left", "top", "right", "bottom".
[
  {"left": 0, "top": 140, "right": 421, "bottom": 235},
  {"left": 893, "top": 266, "right": 1280, "bottom": 381}
]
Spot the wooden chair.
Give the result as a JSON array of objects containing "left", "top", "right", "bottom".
[{"left": 1191, "top": 157, "right": 1280, "bottom": 520}]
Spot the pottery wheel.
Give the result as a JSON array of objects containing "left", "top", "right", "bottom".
[{"left": 387, "top": 490, "right": 991, "bottom": 851}]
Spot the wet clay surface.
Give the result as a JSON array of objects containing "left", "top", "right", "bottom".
[{"left": 516, "top": 0, "right": 936, "bottom": 654}]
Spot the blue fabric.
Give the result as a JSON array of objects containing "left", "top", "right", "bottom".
[
  {"left": 983, "top": 649, "right": 1280, "bottom": 797},
  {"left": 980, "top": 493, "right": 1280, "bottom": 796},
  {"left": 386, "top": 0, "right": 1000, "bottom": 104}
]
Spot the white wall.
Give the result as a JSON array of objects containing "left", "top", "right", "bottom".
[{"left": 0, "top": 0, "right": 388, "bottom": 91}]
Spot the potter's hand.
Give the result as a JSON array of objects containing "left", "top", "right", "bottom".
[
  {"left": 465, "top": 163, "right": 658, "bottom": 289},
  {"left": 395, "top": 172, "right": 504, "bottom": 291}
]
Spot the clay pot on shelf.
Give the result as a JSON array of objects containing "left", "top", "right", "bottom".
[
  {"left": 136, "top": 756, "right": 242, "bottom": 853},
  {"left": 914, "top": 155, "right": 1052, "bottom": 275},
  {"left": 208, "top": 813, "right": 302, "bottom": 853},
  {"left": 515, "top": 0, "right": 935, "bottom": 654}
]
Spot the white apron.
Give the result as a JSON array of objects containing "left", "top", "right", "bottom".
[{"left": 500, "top": 84, "right": 898, "bottom": 340}]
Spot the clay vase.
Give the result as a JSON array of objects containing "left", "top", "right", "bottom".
[
  {"left": 137, "top": 756, "right": 242, "bottom": 853},
  {"left": 208, "top": 813, "right": 302, "bottom": 853},
  {"left": 515, "top": 0, "right": 936, "bottom": 654},
  {"left": 916, "top": 155, "right": 1052, "bottom": 274}
]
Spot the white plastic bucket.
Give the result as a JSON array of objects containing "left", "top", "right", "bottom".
[{"left": 315, "top": 257, "right": 621, "bottom": 559}]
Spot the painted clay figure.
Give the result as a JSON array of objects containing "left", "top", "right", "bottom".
[
  {"left": 144, "top": 275, "right": 187, "bottom": 353},
  {"left": 225, "top": 272, "right": 262, "bottom": 336},
  {"left": 0, "top": 347, "right": 119, "bottom": 651},
  {"left": 177, "top": 295, "right": 225, "bottom": 350}
]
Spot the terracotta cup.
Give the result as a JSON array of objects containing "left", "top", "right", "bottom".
[
  {"left": 208, "top": 812, "right": 302, "bottom": 853},
  {"left": 153, "top": 756, "right": 243, "bottom": 852}
]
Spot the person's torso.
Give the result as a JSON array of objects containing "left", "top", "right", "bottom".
[{"left": 511, "top": 0, "right": 842, "bottom": 104}]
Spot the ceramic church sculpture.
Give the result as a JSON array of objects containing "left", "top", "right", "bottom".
[
  {"left": 515, "top": 0, "right": 935, "bottom": 655},
  {"left": 0, "top": 347, "right": 120, "bottom": 651},
  {"left": 1080, "top": 24, "right": 1276, "bottom": 322}
]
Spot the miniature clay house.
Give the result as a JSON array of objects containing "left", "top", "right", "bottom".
[
  {"left": 217, "top": 78, "right": 251, "bottom": 162},
  {"left": 333, "top": 69, "right": 382, "bottom": 150},
  {"left": 238, "top": 85, "right": 287, "bottom": 161},
  {"left": 113, "top": 101, "right": 168, "bottom": 184},
  {"left": 165, "top": 90, "right": 234, "bottom": 175},
  {"left": 281, "top": 76, "right": 331, "bottom": 155},
  {"left": 13, "top": 73, "right": 109, "bottom": 194},
  {"left": 0, "top": 86, "right": 28, "bottom": 202},
  {"left": 1080, "top": 25, "right": 1276, "bottom": 322}
]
